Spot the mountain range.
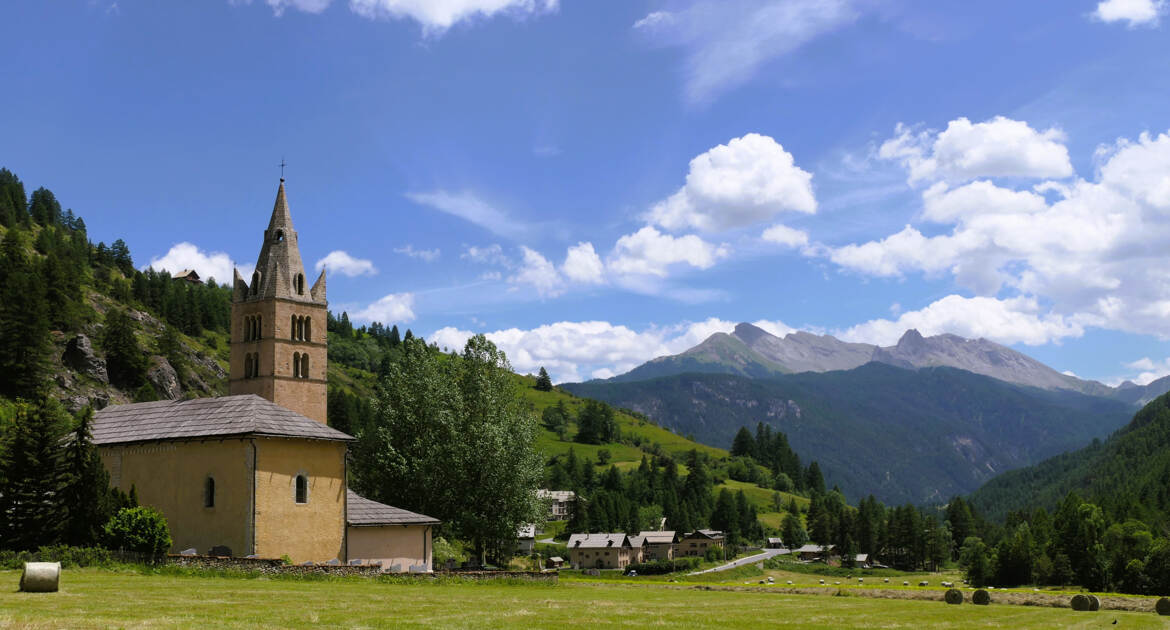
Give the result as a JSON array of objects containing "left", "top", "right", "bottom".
[{"left": 564, "top": 323, "right": 1163, "bottom": 505}]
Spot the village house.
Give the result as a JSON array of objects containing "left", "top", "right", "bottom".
[
  {"left": 677, "top": 530, "right": 724, "bottom": 557},
  {"left": 92, "top": 179, "right": 438, "bottom": 569},
  {"left": 537, "top": 489, "right": 575, "bottom": 521},
  {"left": 172, "top": 269, "right": 203, "bottom": 284},
  {"left": 515, "top": 524, "right": 536, "bottom": 555},
  {"left": 766, "top": 537, "right": 784, "bottom": 549},
  {"left": 567, "top": 533, "right": 638, "bottom": 570},
  {"left": 794, "top": 544, "right": 835, "bottom": 562},
  {"left": 638, "top": 530, "right": 678, "bottom": 561}
]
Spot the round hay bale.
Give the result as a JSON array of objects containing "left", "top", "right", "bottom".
[
  {"left": 902, "top": 581, "right": 909, "bottom": 586},
  {"left": 1156, "top": 597, "right": 1170, "bottom": 616},
  {"left": 1087, "top": 595, "right": 1100, "bottom": 611},
  {"left": 918, "top": 580, "right": 929, "bottom": 587},
  {"left": 972, "top": 589, "right": 990, "bottom": 605},
  {"left": 944, "top": 588, "right": 963, "bottom": 605},
  {"left": 19, "top": 562, "right": 60, "bottom": 593},
  {"left": 818, "top": 579, "right": 825, "bottom": 584},
  {"left": 1070, "top": 594, "right": 1091, "bottom": 611},
  {"left": 883, "top": 578, "right": 889, "bottom": 583}
]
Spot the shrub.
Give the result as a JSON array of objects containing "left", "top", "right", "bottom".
[
  {"left": 104, "top": 506, "right": 171, "bottom": 558},
  {"left": 625, "top": 557, "right": 701, "bottom": 575},
  {"left": 972, "top": 589, "right": 991, "bottom": 605},
  {"left": 704, "top": 546, "right": 720, "bottom": 562},
  {"left": 944, "top": 589, "right": 963, "bottom": 605}
]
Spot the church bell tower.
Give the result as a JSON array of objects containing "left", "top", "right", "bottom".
[{"left": 230, "top": 178, "right": 329, "bottom": 425}]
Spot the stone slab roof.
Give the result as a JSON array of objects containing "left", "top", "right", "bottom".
[
  {"left": 567, "top": 533, "right": 628, "bottom": 549},
  {"left": 346, "top": 490, "right": 440, "bottom": 526},
  {"left": 638, "top": 531, "right": 677, "bottom": 544},
  {"left": 92, "top": 394, "right": 353, "bottom": 445}
]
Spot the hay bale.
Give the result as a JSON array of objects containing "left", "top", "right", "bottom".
[
  {"left": 918, "top": 580, "right": 929, "bottom": 587},
  {"left": 1070, "top": 594, "right": 1091, "bottom": 611},
  {"left": 972, "top": 589, "right": 990, "bottom": 605},
  {"left": 1156, "top": 597, "right": 1170, "bottom": 616},
  {"left": 902, "top": 581, "right": 909, "bottom": 586},
  {"left": 1087, "top": 594, "right": 1100, "bottom": 611},
  {"left": 944, "top": 588, "right": 963, "bottom": 605},
  {"left": 19, "top": 562, "right": 60, "bottom": 593}
]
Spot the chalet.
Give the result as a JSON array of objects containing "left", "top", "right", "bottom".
[
  {"left": 172, "top": 269, "right": 203, "bottom": 284},
  {"left": 537, "top": 489, "right": 576, "bottom": 521},
  {"left": 567, "top": 533, "right": 637, "bottom": 570},
  {"left": 766, "top": 537, "right": 784, "bottom": 549},
  {"left": 794, "top": 544, "right": 835, "bottom": 561},
  {"left": 638, "top": 530, "right": 678, "bottom": 561},
  {"left": 677, "top": 530, "right": 724, "bottom": 557}
]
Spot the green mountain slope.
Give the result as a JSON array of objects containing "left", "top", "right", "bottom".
[
  {"left": 563, "top": 363, "right": 1134, "bottom": 505},
  {"left": 968, "top": 392, "right": 1170, "bottom": 525}
]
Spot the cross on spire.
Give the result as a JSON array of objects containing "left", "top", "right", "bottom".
[{"left": 279, "top": 158, "right": 287, "bottom": 181}]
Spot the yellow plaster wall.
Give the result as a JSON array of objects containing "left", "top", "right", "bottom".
[
  {"left": 99, "top": 439, "right": 254, "bottom": 556},
  {"left": 346, "top": 525, "right": 432, "bottom": 572},
  {"left": 253, "top": 437, "right": 346, "bottom": 563}
]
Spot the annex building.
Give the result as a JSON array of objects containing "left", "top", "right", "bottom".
[{"left": 92, "top": 179, "right": 437, "bottom": 568}]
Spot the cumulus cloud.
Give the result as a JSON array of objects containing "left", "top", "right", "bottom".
[
  {"left": 394, "top": 244, "right": 440, "bottom": 262},
  {"left": 407, "top": 190, "right": 522, "bottom": 238},
  {"left": 510, "top": 246, "right": 563, "bottom": 297},
  {"left": 254, "top": 0, "right": 331, "bottom": 17},
  {"left": 145, "top": 242, "right": 248, "bottom": 286},
  {"left": 838, "top": 295, "right": 1086, "bottom": 347},
  {"left": 608, "top": 226, "right": 729, "bottom": 277},
  {"left": 635, "top": 0, "right": 859, "bottom": 103},
  {"left": 561, "top": 242, "right": 605, "bottom": 284},
  {"left": 461, "top": 243, "right": 512, "bottom": 267},
  {"left": 314, "top": 250, "right": 377, "bottom": 277},
  {"left": 350, "top": 0, "right": 558, "bottom": 34},
  {"left": 761, "top": 224, "right": 809, "bottom": 248},
  {"left": 879, "top": 117, "right": 1073, "bottom": 185},
  {"left": 429, "top": 316, "right": 788, "bottom": 383},
  {"left": 350, "top": 292, "right": 416, "bottom": 323},
  {"left": 824, "top": 128, "right": 1170, "bottom": 338},
  {"left": 1093, "top": 0, "right": 1164, "bottom": 26},
  {"left": 1120, "top": 356, "right": 1170, "bottom": 385},
  {"left": 647, "top": 133, "right": 817, "bottom": 233}
]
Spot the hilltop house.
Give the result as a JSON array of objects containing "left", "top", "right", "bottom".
[{"left": 92, "top": 179, "right": 438, "bottom": 569}]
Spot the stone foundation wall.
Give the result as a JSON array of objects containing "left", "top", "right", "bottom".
[{"left": 167, "top": 555, "right": 380, "bottom": 577}]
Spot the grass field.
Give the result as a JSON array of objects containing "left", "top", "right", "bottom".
[{"left": 2, "top": 570, "right": 1167, "bottom": 629}]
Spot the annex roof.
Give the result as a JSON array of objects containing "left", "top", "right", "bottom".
[
  {"left": 92, "top": 394, "right": 353, "bottom": 445},
  {"left": 346, "top": 491, "right": 440, "bottom": 526},
  {"left": 567, "top": 533, "right": 628, "bottom": 549},
  {"left": 794, "top": 544, "right": 834, "bottom": 553},
  {"left": 686, "top": 529, "right": 724, "bottom": 540},
  {"left": 639, "top": 531, "right": 677, "bottom": 544}
]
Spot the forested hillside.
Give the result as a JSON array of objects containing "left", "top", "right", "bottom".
[
  {"left": 969, "top": 392, "right": 1170, "bottom": 526},
  {"left": 564, "top": 364, "right": 1134, "bottom": 505}
]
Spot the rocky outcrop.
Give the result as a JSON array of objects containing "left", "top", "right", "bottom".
[
  {"left": 147, "top": 356, "right": 182, "bottom": 400},
  {"left": 62, "top": 334, "right": 108, "bottom": 384}
]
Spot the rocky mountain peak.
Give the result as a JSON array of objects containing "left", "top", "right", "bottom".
[{"left": 731, "top": 322, "right": 771, "bottom": 346}]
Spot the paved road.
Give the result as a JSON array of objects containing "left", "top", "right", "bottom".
[{"left": 688, "top": 548, "right": 789, "bottom": 575}]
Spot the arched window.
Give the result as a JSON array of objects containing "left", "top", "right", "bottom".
[
  {"left": 274, "top": 229, "right": 284, "bottom": 243},
  {"left": 244, "top": 354, "right": 253, "bottom": 379},
  {"left": 293, "top": 352, "right": 301, "bottom": 378},
  {"left": 291, "top": 314, "right": 297, "bottom": 340},
  {"left": 304, "top": 317, "right": 311, "bottom": 342},
  {"left": 295, "top": 475, "right": 308, "bottom": 504},
  {"left": 295, "top": 273, "right": 304, "bottom": 295},
  {"left": 251, "top": 271, "right": 261, "bottom": 296},
  {"left": 253, "top": 354, "right": 259, "bottom": 378},
  {"left": 255, "top": 315, "right": 262, "bottom": 340},
  {"left": 301, "top": 354, "right": 309, "bottom": 379},
  {"left": 204, "top": 476, "right": 215, "bottom": 508},
  {"left": 295, "top": 316, "right": 302, "bottom": 341}
]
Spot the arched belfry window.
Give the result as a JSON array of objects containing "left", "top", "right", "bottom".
[
  {"left": 291, "top": 314, "right": 297, "bottom": 340},
  {"left": 295, "top": 273, "right": 305, "bottom": 295},
  {"left": 244, "top": 354, "right": 253, "bottom": 379},
  {"left": 204, "top": 476, "right": 216, "bottom": 508},
  {"left": 251, "top": 271, "right": 261, "bottom": 296},
  {"left": 304, "top": 317, "right": 311, "bottom": 342},
  {"left": 293, "top": 352, "right": 301, "bottom": 378},
  {"left": 301, "top": 354, "right": 309, "bottom": 379},
  {"left": 253, "top": 354, "right": 260, "bottom": 378},
  {"left": 295, "top": 475, "right": 308, "bottom": 504},
  {"left": 274, "top": 229, "right": 284, "bottom": 243}
]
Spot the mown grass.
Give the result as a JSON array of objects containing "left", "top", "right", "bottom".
[{"left": 1, "top": 569, "right": 1165, "bottom": 629}]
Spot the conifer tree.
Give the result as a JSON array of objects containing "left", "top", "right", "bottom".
[
  {"left": 0, "top": 398, "right": 71, "bottom": 550},
  {"left": 102, "top": 308, "right": 149, "bottom": 389},
  {"left": 535, "top": 367, "right": 553, "bottom": 391},
  {"left": 0, "top": 230, "right": 52, "bottom": 399},
  {"left": 62, "top": 407, "right": 117, "bottom": 546},
  {"left": 731, "top": 426, "right": 755, "bottom": 457}
]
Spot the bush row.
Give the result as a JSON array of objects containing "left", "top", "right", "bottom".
[{"left": 626, "top": 557, "right": 702, "bottom": 575}]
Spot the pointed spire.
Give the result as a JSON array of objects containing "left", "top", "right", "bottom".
[{"left": 268, "top": 179, "right": 295, "bottom": 233}]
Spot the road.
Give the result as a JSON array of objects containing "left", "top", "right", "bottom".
[{"left": 688, "top": 548, "right": 789, "bottom": 575}]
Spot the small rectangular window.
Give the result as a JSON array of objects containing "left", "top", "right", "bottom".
[{"left": 295, "top": 475, "right": 308, "bottom": 504}]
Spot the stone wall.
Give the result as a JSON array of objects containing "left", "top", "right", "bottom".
[{"left": 167, "top": 554, "right": 381, "bottom": 577}]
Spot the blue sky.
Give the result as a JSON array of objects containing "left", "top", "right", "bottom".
[{"left": 4, "top": 0, "right": 1170, "bottom": 384}]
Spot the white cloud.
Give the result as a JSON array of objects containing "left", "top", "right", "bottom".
[
  {"left": 825, "top": 129, "right": 1170, "bottom": 339},
  {"left": 349, "top": 0, "right": 558, "bottom": 34},
  {"left": 839, "top": 295, "right": 1086, "bottom": 347},
  {"left": 636, "top": 0, "right": 859, "bottom": 103},
  {"left": 608, "top": 226, "right": 729, "bottom": 277},
  {"left": 407, "top": 190, "right": 521, "bottom": 238},
  {"left": 314, "top": 250, "right": 377, "bottom": 277},
  {"left": 461, "top": 243, "right": 512, "bottom": 267},
  {"left": 510, "top": 246, "right": 563, "bottom": 297},
  {"left": 350, "top": 292, "right": 416, "bottom": 323},
  {"left": 145, "top": 242, "right": 248, "bottom": 286},
  {"left": 256, "top": 0, "right": 331, "bottom": 17},
  {"left": 429, "top": 317, "right": 777, "bottom": 383},
  {"left": 761, "top": 223, "right": 809, "bottom": 248},
  {"left": 879, "top": 117, "right": 1073, "bottom": 185},
  {"left": 394, "top": 244, "right": 441, "bottom": 262},
  {"left": 1118, "top": 356, "right": 1170, "bottom": 385},
  {"left": 561, "top": 242, "right": 605, "bottom": 284},
  {"left": 647, "top": 133, "right": 817, "bottom": 233},
  {"left": 1093, "top": 0, "right": 1164, "bottom": 26}
]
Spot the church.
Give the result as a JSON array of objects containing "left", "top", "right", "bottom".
[{"left": 92, "top": 179, "right": 438, "bottom": 569}]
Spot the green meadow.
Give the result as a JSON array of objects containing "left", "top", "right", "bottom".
[{"left": 2, "top": 569, "right": 1167, "bottom": 629}]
